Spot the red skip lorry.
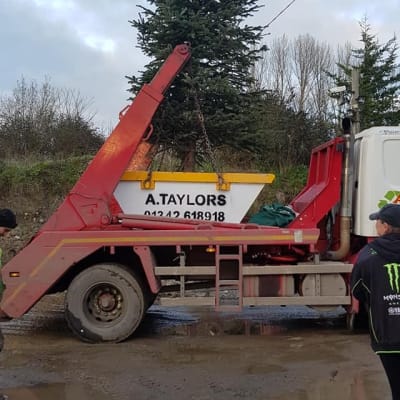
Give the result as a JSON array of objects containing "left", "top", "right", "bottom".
[{"left": 2, "top": 43, "right": 400, "bottom": 342}]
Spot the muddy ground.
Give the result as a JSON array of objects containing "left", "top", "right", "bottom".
[{"left": 0, "top": 295, "right": 391, "bottom": 400}]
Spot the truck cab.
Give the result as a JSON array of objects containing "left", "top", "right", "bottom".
[{"left": 353, "top": 126, "right": 400, "bottom": 237}]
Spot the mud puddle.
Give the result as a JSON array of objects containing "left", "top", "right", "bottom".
[
  {"left": 1, "top": 293, "right": 348, "bottom": 339},
  {"left": 138, "top": 304, "right": 347, "bottom": 337},
  {"left": 1, "top": 383, "right": 108, "bottom": 400},
  {"left": 0, "top": 297, "right": 385, "bottom": 400}
]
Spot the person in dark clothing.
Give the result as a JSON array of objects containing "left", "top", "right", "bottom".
[
  {"left": 0, "top": 208, "right": 18, "bottom": 353},
  {"left": 351, "top": 203, "right": 400, "bottom": 400}
]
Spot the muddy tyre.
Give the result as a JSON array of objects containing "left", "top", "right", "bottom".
[{"left": 65, "top": 263, "right": 146, "bottom": 343}]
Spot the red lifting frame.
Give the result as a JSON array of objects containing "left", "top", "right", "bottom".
[
  {"left": 40, "top": 44, "right": 191, "bottom": 232},
  {"left": 288, "top": 137, "right": 345, "bottom": 229},
  {"left": 0, "top": 44, "right": 191, "bottom": 318}
]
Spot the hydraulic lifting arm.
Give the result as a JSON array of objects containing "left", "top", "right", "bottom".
[
  {"left": 41, "top": 43, "right": 191, "bottom": 232},
  {"left": 0, "top": 43, "right": 190, "bottom": 319}
]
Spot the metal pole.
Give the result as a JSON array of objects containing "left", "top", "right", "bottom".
[{"left": 351, "top": 68, "right": 360, "bottom": 135}]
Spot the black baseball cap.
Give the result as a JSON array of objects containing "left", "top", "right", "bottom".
[
  {"left": 0, "top": 208, "right": 17, "bottom": 229},
  {"left": 369, "top": 204, "right": 400, "bottom": 228}
]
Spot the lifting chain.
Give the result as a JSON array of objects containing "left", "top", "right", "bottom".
[
  {"left": 143, "top": 111, "right": 166, "bottom": 188},
  {"left": 191, "top": 87, "right": 220, "bottom": 172},
  {"left": 186, "top": 73, "right": 225, "bottom": 188}
]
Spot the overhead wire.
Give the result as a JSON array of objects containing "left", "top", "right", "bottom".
[{"left": 265, "top": 0, "right": 297, "bottom": 28}]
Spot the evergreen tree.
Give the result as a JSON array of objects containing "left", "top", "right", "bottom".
[
  {"left": 333, "top": 19, "right": 400, "bottom": 130},
  {"left": 128, "top": 0, "right": 266, "bottom": 170},
  {"left": 254, "top": 92, "right": 329, "bottom": 170}
]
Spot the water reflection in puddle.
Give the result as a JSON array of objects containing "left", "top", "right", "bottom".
[
  {"left": 1, "top": 383, "right": 109, "bottom": 400},
  {"left": 3, "top": 301, "right": 347, "bottom": 339},
  {"left": 139, "top": 305, "right": 347, "bottom": 337},
  {"left": 183, "top": 318, "right": 289, "bottom": 336}
]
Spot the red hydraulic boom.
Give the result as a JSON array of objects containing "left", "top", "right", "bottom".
[
  {"left": 41, "top": 43, "right": 191, "bottom": 232},
  {"left": 0, "top": 44, "right": 191, "bottom": 317}
]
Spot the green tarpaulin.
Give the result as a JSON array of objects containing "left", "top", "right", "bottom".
[{"left": 249, "top": 203, "right": 296, "bottom": 227}]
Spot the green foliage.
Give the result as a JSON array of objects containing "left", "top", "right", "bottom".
[
  {"left": 128, "top": 0, "right": 267, "bottom": 169},
  {"left": 49, "top": 115, "right": 104, "bottom": 157},
  {"left": 247, "top": 164, "right": 308, "bottom": 217},
  {"left": 0, "top": 77, "right": 104, "bottom": 159},
  {"left": 271, "top": 164, "right": 309, "bottom": 199},
  {"left": 0, "top": 156, "right": 91, "bottom": 201},
  {"left": 253, "top": 92, "right": 330, "bottom": 169}
]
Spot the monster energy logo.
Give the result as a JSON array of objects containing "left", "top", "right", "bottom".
[{"left": 384, "top": 263, "right": 400, "bottom": 293}]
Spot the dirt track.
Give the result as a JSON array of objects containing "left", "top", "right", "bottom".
[{"left": 0, "top": 295, "right": 391, "bottom": 400}]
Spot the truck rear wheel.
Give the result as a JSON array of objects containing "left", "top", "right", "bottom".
[{"left": 65, "top": 263, "right": 145, "bottom": 343}]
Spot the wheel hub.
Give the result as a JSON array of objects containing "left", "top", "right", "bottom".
[
  {"left": 98, "top": 292, "right": 116, "bottom": 311},
  {"left": 87, "top": 285, "right": 123, "bottom": 322}
]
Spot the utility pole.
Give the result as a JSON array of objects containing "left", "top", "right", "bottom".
[{"left": 351, "top": 68, "right": 361, "bottom": 135}]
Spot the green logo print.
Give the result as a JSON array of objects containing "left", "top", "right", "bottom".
[{"left": 384, "top": 263, "right": 400, "bottom": 293}]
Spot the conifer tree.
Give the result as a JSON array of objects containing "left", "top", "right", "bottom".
[
  {"left": 334, "top": 19, "right": 400, "bottom": 130},
  {"left": 128, "top": 0, "right": 266, "bottom": 170}
]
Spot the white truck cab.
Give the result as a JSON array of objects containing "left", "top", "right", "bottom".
[{"left": 353, "top": 126, "right": 400, "bottom": 237}]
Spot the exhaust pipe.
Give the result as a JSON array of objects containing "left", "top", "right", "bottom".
[{"left": 326, "top": 117, "right": 354, "bottom": 260}]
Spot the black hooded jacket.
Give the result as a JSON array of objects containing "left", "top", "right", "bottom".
[{"left": 351, "top": 233, "right": 400, "bottom": 353}]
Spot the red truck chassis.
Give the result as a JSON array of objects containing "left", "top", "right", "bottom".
[{"left": 0, "top": 44, "right": 354, "bottom": 342}]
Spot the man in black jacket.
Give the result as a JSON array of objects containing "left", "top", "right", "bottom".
[{"left": 351, "top": 203, "right": 400, "bottom": 400}]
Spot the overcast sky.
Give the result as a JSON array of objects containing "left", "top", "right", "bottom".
[{"left": 1, "top": 0, "right": 399, "bottom": 132}]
